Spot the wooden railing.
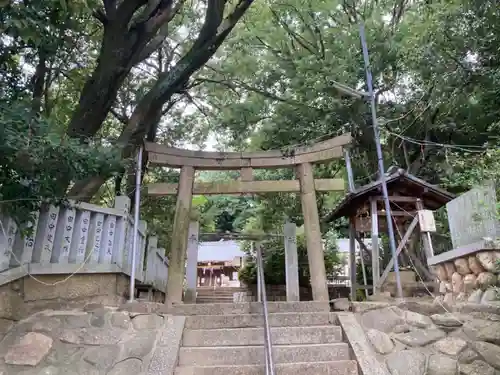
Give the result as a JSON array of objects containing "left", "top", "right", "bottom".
[{"left": 0, "top": 196, "right": 168, "bottom": 291}]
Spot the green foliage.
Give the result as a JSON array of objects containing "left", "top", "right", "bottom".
[
  {"left": 0, "top": 100, "right": 123, "bottom": 225},
  {"left": 238, "top": 232, "right": 344, "bottom": 287}
]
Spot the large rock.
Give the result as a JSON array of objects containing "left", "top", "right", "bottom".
[
  {"left": 439, "top": 282, "right": 448, "bottom": 294},
  {"left": 455, "top": 258, "right": 471, "bottom": 276},
  {"left": 394, "top": 328, "right": 446, "bottom": 347},
  {"left": 481, "top": 289, "right": 500, "bottom": 305},
  {"left": 477, "top": 272, "right": 497, "bottom": 290},
  {"left": 444, "top": 263, "right": 457, "bottom": 279},
  {"left": 431, "top": 314, "right": 463, "bottom": 332},
  {"left": 427, "top": 354, "right": 457, "bottom": 375},
  {"left": 433, "top": 265, "right": 448, "bottom": 282},
  {"left": 472, "top": 341, "right": 500, "bottom": 369},
  {"left": 444, "top": 292, "right": 455, "bottom": 305},
  {"left": 468, "top": 290, "right": 483, "bottom": 304},
  {"left": 393, "top": 324, "right": 411, "bottom": 334},
  {"left": 110, "top": 312, "right": 131, "bottom": 329},
  {"left": 37, "top": 365, "right": 60, "bottom": 375},
  {"left": 386, "top": 349, "right": 426, "bottom": 375},
  {"left": 476, "top": 252, "right": 496, "bottom": 272},
  {"left": 108, "top": 358, "right": 143, "bottom": 375},
  {"left": 468, "top": 256, "right": 485, "bottom": 275},
  {"left": 119, "top": 331, "right": 156, "bottom": 359},
  {"left": 434, "top": 337, "right": 467, "bottom": 356},
  {"left": 83, "top": 345, "right": 120, "bottom": 371},
  {"left": 361, "top": 307, "right": 404, "bottom": 333},
  {"left": 463, "top": 319, "right": 500, "bottom": 344},
  {"left": 404, "top": 310, "right": 433, "bottom": 329},
  {"left": 459, "top": 360, "right": 495, "bottom": 375},
  {"left": 89, "top": 308, "right": 110, "bottom": 328},
  {"left": 463, "top": 274, "right": 478, "bottom": 293},
  {"left": 60, "top": 328, "right": 124, "bottom": 345},
  {"left": 366, "top": 329, "right": 395, "bottom": 354},
  {"left": 458, "top": 348, "right": 480, "bottom": 364},
  {"left": 131, "top": 314, "right": 164, "bottom": 330},
  {"left": 4, "top": 332, "right": 53, "bottom": 366},
  {"left": 452, "top": 272, "right": 464, "bottom": 294}
]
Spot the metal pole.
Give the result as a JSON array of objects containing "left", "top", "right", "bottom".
[
  {"left": 256, "top": 242, "right": 275, "bottom": 375},
  {"left": 359, "top": 23, "right": 403, "bottom": 299},
  {"left": 129, "top": 146, "right": 143, "bottom": 302},
  {"left": 254, "top": 242, "right": 262, "bottom": 303}
]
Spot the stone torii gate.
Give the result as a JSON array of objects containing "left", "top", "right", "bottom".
[{"left": 145, "top": 134, "right": 352, "bottom": 303}]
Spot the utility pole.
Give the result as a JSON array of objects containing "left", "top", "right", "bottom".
[{"left": 359, "top": 23, "right": 403, "bottom": 299}]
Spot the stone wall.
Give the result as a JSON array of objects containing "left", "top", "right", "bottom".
[
  {"left": 0, "top": 273, "right": 132, "bottom": 320},
  {"left": 0, "top": 304, "right": 185, "bottom": 375},
  {"left": 357, "top": 301, "right": 500, "bottom": 375},
  {"left": 431, "top": 249, "right": 500, "bottom": 305}
]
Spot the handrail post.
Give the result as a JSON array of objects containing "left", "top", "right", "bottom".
[{"left": 255, "top": 241, "right": 275, "bottom": 375}]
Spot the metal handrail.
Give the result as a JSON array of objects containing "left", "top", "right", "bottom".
[{"left": 255, "top": 242, "right": 275, "bottom": 375}]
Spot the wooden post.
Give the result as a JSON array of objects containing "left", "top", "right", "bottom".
[
  {"left": 416, "top": 199, "right": 434, "bottom": 259},
  {"left": 185, "top": 221, "right": 200, "bottom": 303},
  {"left": 370, "top": 198, "right": 380, "bottom": 295},
  {"left": 359, "top": 241, "right": 369, "bottom": 299},
  {"left": 344, "top": 149, "right": 356, "bottom": 192},
  {"left": 297, "top": 162, "right": 329, "bottom": 301},
  {"left": 166, "top": 166, "right": 195, "bottom": 304},
  {"left": 349, "top": 216, "right": 357, "bottom": 301},
  {"left": 284, "top": 222, "right": 299, "bottom": 301}
]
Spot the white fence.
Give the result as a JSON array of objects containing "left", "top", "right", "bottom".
[{"left": 0, "top": 196, "right": 168, "bottom": 292}]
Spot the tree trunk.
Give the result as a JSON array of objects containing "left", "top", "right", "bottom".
[
  {"left": 68, "top": 0, "right": 256, "bottom": 200},
  {"left": 66, "top": 0, "right": 184, "bottom": 141}
]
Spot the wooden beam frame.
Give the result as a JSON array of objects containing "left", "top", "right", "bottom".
[
  {"left": 377, "top": 216, "right": 419, "bottom": 288},
  {"left": 148, "top": 178, "right": 345, "bottom": 196}
]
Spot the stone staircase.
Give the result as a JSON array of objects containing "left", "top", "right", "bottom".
[
  {"left": 173, "top": 302, "right": 358, "bottom": 375},
  {"left": 195, "top": 286, "right": 250, "bottom": 304}
]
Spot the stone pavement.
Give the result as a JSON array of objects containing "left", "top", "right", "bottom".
[{"left": 0, "top": 304, "right": 185, "bottom": 375}]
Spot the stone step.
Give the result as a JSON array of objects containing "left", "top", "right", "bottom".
[
  {"left": 175, "top": 360, "right": 359, "bottom": 375},
  {"left": 178, "top": 343, "right": 350, "bottom": 366},
  {"left": 196, "top": 295, "right": 235, "bottom": 300},
  {"left": 170, "top": 301, "right": 330, "bottom": 316},
  {"left": 196, "top": 300, "right": 235, "bottom": 304},
  {"left": 183, "top": 325, "right": 343, "bottom": 346},
  {"left": 185, "top": 312, "right": 338, "bottom": 329}
]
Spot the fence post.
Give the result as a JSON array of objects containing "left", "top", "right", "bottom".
[
  {"left": 146, "top": 236, "right": 158, "bottom": 284},
  {"left": 137, "top": 220, "right": 147, "bottom": 281},
  {"left": 11, "top": 211, "right": 40, "bottom": 267},
  {"left": 113, "top": 196, "right": 131, "bottom": 269},
  {"left": 284, "top": 222, "right": 300, "bottom": 301},
  {"left": 100, "top": 214, "right": 117, "bottom": 264},
  {"left": 51, "top": 206, "right": 76, "bottom": 264},
  {"left": 32, "top": 205, "right": 60, "bottom": 264},
  {"left": 0, "top": 216, "right": 18, "bottom": 272}
]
